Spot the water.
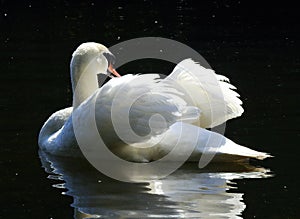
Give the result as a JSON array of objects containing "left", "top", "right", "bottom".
[
  {"left": 39, "top": 150, "right": 272, "bottom": 219},
  {"left": 1, "top": 1, "right": 299, "bottom": 218}
]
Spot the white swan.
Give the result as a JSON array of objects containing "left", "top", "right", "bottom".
[{"left": 38, "top": 42, "right": 271, "bottom": 162}]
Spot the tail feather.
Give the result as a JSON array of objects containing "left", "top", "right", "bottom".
[{"left": 156, "top": 122, "right": 272, "bottom": 163}]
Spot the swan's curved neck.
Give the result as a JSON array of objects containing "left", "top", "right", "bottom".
[{"left": 71, "top": 59, "right": 99, "bottom": 109}]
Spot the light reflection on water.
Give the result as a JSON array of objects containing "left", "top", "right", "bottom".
[{"left": 39, "top": 150, "right": 272, "bottom": 219}]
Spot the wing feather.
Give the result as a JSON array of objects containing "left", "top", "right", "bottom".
[
  {"left": 95, "top": 74, "right": 200, "bottom": 144},
  {"left": 166, "top": 59, "right": 244, "bottom": 128}
]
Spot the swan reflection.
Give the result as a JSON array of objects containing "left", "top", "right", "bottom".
[{"left": 39, "top": 150, "right": 272, "bottom": 219}]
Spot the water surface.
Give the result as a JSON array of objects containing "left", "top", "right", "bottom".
[{"left": 39, "top": 151, "right": 272, "bottom": 219}]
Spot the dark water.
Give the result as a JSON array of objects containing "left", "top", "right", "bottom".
[{"left": 1, "top": 1, "right": 299, "bottom": 218}]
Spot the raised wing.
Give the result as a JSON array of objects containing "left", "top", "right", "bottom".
[{"left": 166, "top": 59, "right": 244, "bottom": 128}]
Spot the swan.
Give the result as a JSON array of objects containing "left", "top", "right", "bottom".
[{"left": 38, "top": 42, "right": 271, "bottom": 163}]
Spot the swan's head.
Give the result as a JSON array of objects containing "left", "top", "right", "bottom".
[
  {"left": 70, "top": 42, "right": 121, "bottom": 108},
  {"left": 71, "top": 42, "right": 120, "bottom": 82}
]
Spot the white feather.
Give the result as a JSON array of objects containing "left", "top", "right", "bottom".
[
  {"left": 95, "top": 74, "right": 200, "bottom": 144},
  {"left": 166, "top": 59, "right": 244, "bottom": 128}
]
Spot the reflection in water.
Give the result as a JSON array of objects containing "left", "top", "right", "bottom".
[{"left": 39, "top": 150, "right": 272, "bottom": 219}]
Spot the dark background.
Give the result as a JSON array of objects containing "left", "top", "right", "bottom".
[{"left": 1, "top": 0, "right": 299, "bottom": 218}]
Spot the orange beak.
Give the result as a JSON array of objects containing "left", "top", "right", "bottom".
[{"left": 108, "top": 64, "right": 121, "bottom": 77}]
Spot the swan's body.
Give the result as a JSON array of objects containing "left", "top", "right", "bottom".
[{"left": 39, "top": 42, "right": 271, "bottom": 162}]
